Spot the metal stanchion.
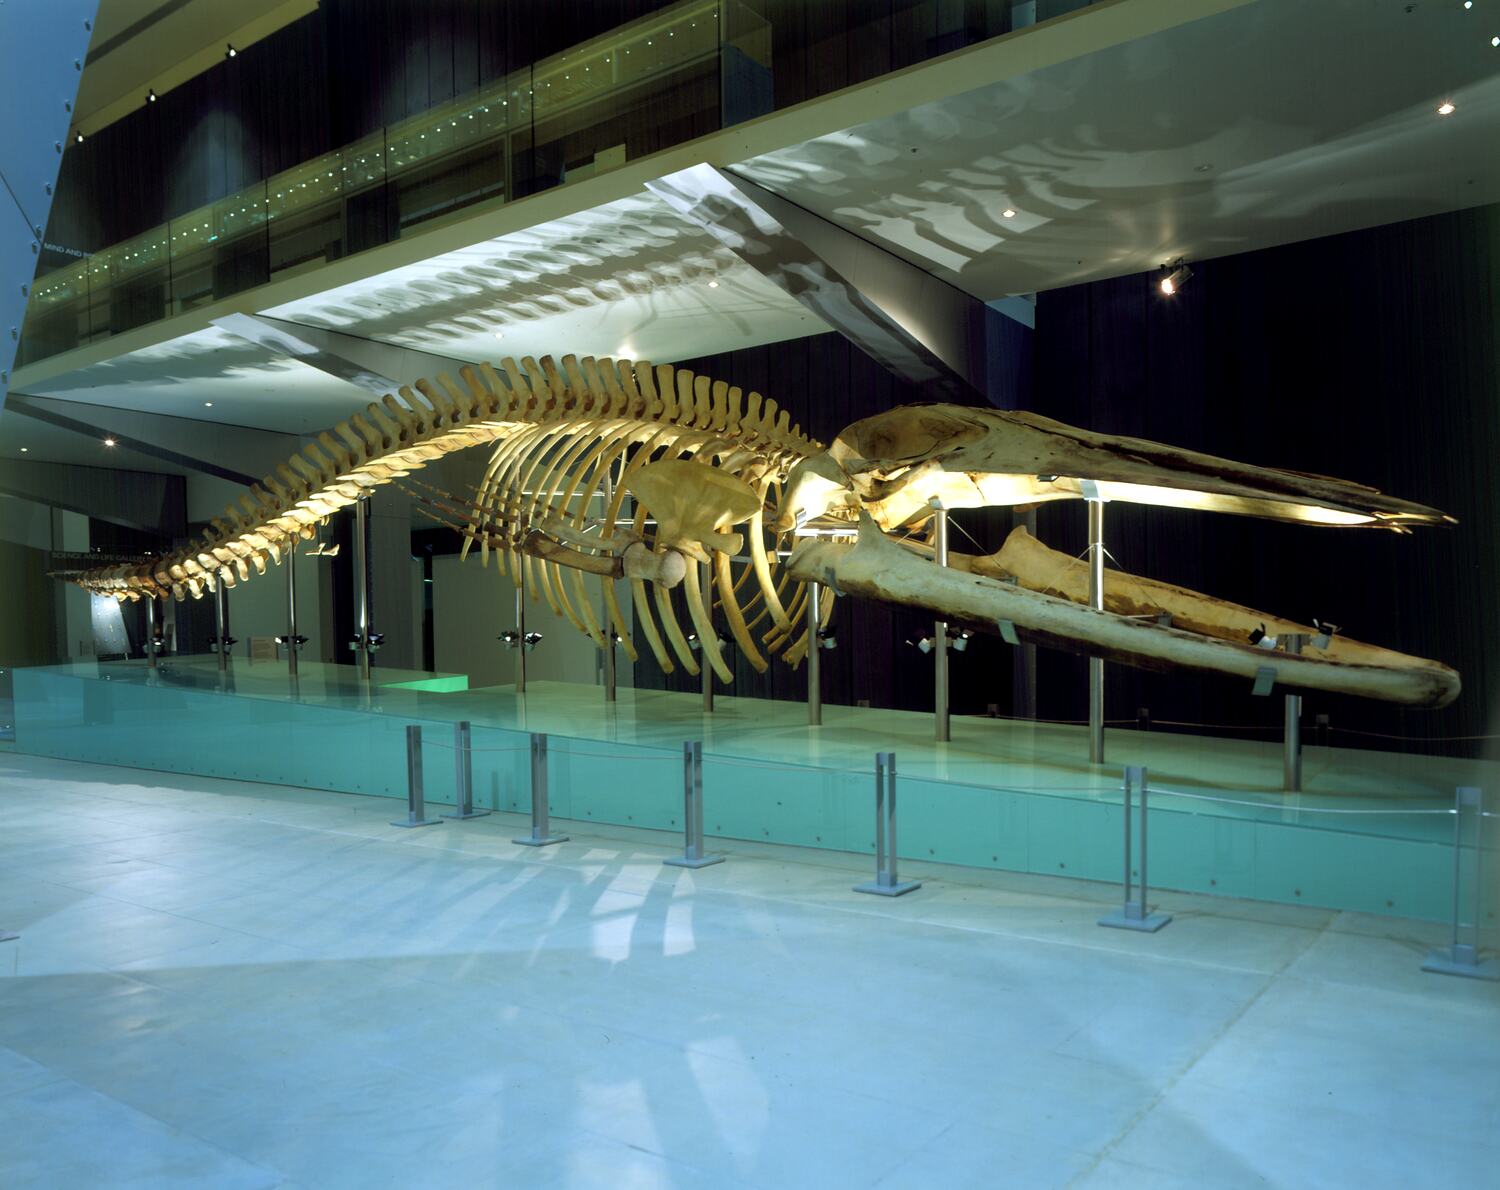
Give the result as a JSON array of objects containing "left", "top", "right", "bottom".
[
  {"left": 355, "top": 497, "right": 373, "bottom": 681},
  {"left": 932, "top": 501, "right": 950, "bottom": 743},
  {"left": 807, "top": 582, "right": 823, "bottom": 726},
  {"left": 1099, "top": 765, "right": 1171, "bottom": 931},
  {"left": 601, "top": 471, "right": 617, "bottom": 703},
  {"left": 285, "top": 542, "right": 300, "bottom": 679},
  {"left": 1423, "top": 786, "right": 1497, "bottom": 980},
  {"left": 701, "top": 561, "right": 715, "bottom": 713},
  {"left": 665, "top": 740, "right": 723, "bottom": 868},
  {"left": 1283, "top": 634, "right": 1305, "bottom": 791},
  {"left": 1087, "top": 496, "right": 1105, "bottom": 764},
  {"left": 391, "top": 725, "right": 441, "bottom": 828},
  {"left": 514, "top": 732, "right": 567, "bottom": 846},
  {"left": 514, "top": 581, "right": 527, "bottom": 694},
  {"left": 212, "top": 580, "right": 232, "bottom": 672},
  {"left": 145, "top": 595, "right": 158, "bottom": 669},
  {"left": 855, "top": 752, "right": 920, "bottom": 896},
  {"left": 443, "top": 721, "right": 490, "bottom": 820}
]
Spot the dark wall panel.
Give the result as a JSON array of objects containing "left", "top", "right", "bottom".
[{"left": 1033, "top": 203, "right": 1500, "bottom": 755}]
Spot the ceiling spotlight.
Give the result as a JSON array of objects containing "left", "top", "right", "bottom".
[
  {"left": 1492, "top": 35, "right": 1499, "bottom": 46},
  {"left": 1158, "top": 262, "right": 1192, "bottom": 296},
  {"left": 146, "top": 89, "right": 157, "bottom": 103},
  {"left": 103, "top": 437, "right": 117, "bottom": 447},
  {"left": 1002, "top": 208, "right": 1017, "bottom": 218},
  {"left": 19, "top": 447, "right": 28, "bottom": 453},
  {"left": 203, "top": 401, "right": 214, "bottom": 407},
  {"left": 1464, "top": 1, "right": 1472, "bottom": 8},
  {"left": 707, "top": 280, "right": 719, "bottom": 288},
  {"left": 225, "top": 43, "right": 237, "bottom": 59},
  {"left": 493, "top": 331, "right": 504, "bottom": 339},
  {"left": 74, "top": 131, "right": 84, "bottom": 145},
  {"left": 1437, "top": 100, "right": 1456, "bottom": 115}
]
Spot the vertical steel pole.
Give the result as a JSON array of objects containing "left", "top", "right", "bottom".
[
  {"left": 1283, "top": 634, "right": 1303, "bottom": 791},
  {"left": 286, "top": 541, "right": 299, "bottom": 679},
  {"left": 514, "top": 732, "right": 567, "bottom": 845},
  {"left": 1087, "top": 499, "right": 1105, "bottom": 764},
  {"left": 145, "top": 595, "right": 158, "bottom": 669},
  {"left": 1099, "top": 765, "right": 1171, "bottom": 931},
  {"left": 601, "top": 470, "right": 616, "bottom": 703},
  {"left": 701, "top": 560, "right": 715, "bottom": 713},
  {"left": 391, "top": 725, "right": 440, "bottom": 827},
  {"left": 933, "top": 504, "right": 950, "bottom": 743},
  {"left": 855, "top": 752, "right": 920, "bottom": 895},
  {"left": 514, "top": 578, "right": 527, "bottom": 694},
  {"left": 807, "top": 582, "right": 823, "bottom": 726},
  {"left": 214, "top": 581, "right": 228, "bottom": 672},
  {"left": 666, "top": 739, "right": 722, "bottom": 867},
  {"left": 355, "top": 497, "right": 372, "bottom": 681},
  {"left": 444, "top": 720, "right": 489, "bottom": 819},
  {"left": 1422, "top": 786, "right": 1498, "bottom": 978}
]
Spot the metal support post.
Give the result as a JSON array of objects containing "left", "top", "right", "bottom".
[
  {"left": 665, "top": 740, "right": 724, "bottom": 868},
  {"left": 145, "top": 596, "right": 158, "bottom": 669},
  {"left": 443, "top": 721, "right": 490, "bottom": 819},
  {"left": 1283, "top": 634, "right": 1304, "bottom": 792},
  {"left": 391, "top": 725, "right": 441, "bottom": 827},
  {"left": 1423, "top": 786, "right": 1497, "bottom": 980},
  {"left": 1099, "top": 766, "right": 1171, "bottom": 931},
  {"left": 807, "top": 582, "right": 823, "bottom": 726},
  {"left": 932, "top": 502, "right": 950, "bottom": 743},
  {"left": 286, "top": 542, "right": 300, "bottom": 679},
  {"left": 214, "top": 581, "right": 229, "bottom": 672},
  {"left": 855, "top": 752, "right": 921, "bottom": 896},
  {"left": 514, "top": 732, "right": 567, "bottom": 846},
  {"left": 1087, "top": 498, "right": 1106, "bottom": 764},
  {"left": 514, "top": 581, "right": 527, "bottom": 694},
  {"left": 601, "top": 471, "right": 617, "bottom": 703},
  {"left": 355, "top": 497, "right": 372, "bottom": 681},
  {"left": 701, "top": 561, "right": 715, "bottom": 713}
]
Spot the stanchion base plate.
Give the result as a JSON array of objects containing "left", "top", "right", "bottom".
[
  {"left": 1099, "top": 909, "right": 1172, "bottom": 932},
  {"left": 664, "top": 854, "right": 726, "bottom": 869},
  {"left": 1421, "top": 949, "right": 1499, "bottom": 981},
  {"left": 443, "top": 809, "right": 492, "bottom": 820},
  {"left": 854, "top": 879, "right": 921, "bottom": 897},
  {"left": 0, "top": 931, "right": 17, "bottom": 943},
  {"left": 513, "top": 834, "right": 569, "bottom": 847},
  {"left": 391, "top": 818, "right": 442, "bottom": 829}
]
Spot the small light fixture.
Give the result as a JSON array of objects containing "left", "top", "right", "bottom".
[
  {"left": 225, "top": 43, "right": 237, "bottom": 59},
  {"left": 19, "top": 447, "right": 28, "bottom": 453},
  {"left": 1437, "top": 100, "right": 1456, "bottom": 115},
  {"left": 74, "top": 131, "right": 84, "bottom": 145},
  {"left": 1002, "top": 208, "right": 1016, "bottom": 218},
  {"left": 707, "top": 279, "right": 719, "bottom": 288},
  {"left": 103, "top": 437, "right": 117, "bottom": 447},
  {"left": 146, "top": 89, "right": 157, "bottom": 103},
  {"left": 1464, "top": 1, "right": 1472, "bottom": 8},
  {"left": 203, "top": 401, "right": 213, "bottom": 407},
  {"left": 1158, "top": 261, "right": 1192, "bottom": 296},
  {"left": 493, "top": 330, "right": 504, "bottom": 339},
  {"left": 1492, "top": 35, "right": 1499, "bottom": 46}
]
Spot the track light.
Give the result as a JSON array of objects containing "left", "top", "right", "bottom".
[
  {"left": 1158, "top": 262, "right": 1192, "bottom": 296},
  {"left": 225, "top": 43, "right": 237, "bottom": 59},
  {"left": 146, "top": 89, "right": 157, "bottom": 103}
]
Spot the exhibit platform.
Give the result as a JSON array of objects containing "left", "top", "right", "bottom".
[{"left": 12, "top": 657, "right": 1495, "bottom": 924}]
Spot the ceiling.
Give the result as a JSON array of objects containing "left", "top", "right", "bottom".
[
  {"left": 5, "top": 0, "right": 1497, "bottom": 478},
  {"left": 737, "top": 0, "right": 1500, "bottom": 296}
]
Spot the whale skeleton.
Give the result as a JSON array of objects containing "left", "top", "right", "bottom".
[{"left": 55, "top": 355, "right": 1460, "bottom": 707}]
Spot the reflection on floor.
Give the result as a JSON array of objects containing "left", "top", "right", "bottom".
[{"left": 1, "top": 752, "right": 1496, "bottom": 1189}]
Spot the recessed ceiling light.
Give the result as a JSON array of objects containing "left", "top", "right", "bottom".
[
  {"left": 1437, "top": 101, "right": 1456, "bottom": 115},
  {"left": 103, "top": 437, "right": 117, "bottom": 447},
  {"left": 707, "top": 280, "right": 719, "bottom": 288},
  {"left": 1002, "top": 208, "right": 1016, "bottom": 218},
  {"left": 1464, "top": 1, "right": 1472, "bottom": 8},
  {"left": 204, "top": 401, "right": 214, "bottom": 407},
  {"left": 1492, "top": 35, "right": 1499, "bottom": 46},
  {"left": 19, "top": 447, "right": 28, "bottom": 453},
  {"left": 493, "top": 331, "right": 504, "bottom": 339}
]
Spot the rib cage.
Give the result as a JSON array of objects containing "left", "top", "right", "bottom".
[{"left": 63, "top": 354, "right": 831, "bottom": 684}]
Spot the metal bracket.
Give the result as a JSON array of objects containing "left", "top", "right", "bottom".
[
  {"left": 997, "top": 619, "right": 1020, "bottom": 645},
  {"left": 1252, "top": 666, "right": 1277, "bottom": 697}
]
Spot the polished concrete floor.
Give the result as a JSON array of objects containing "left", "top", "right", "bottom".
[{"left": 1, "top": 752, "right": 1496, "bottom": 1189}]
